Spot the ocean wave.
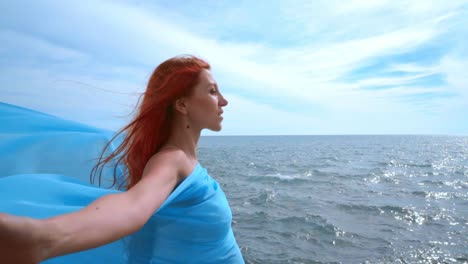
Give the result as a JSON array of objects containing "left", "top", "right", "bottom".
[
  {"left": 420, "top": 180, "right": 445, "bottom": 186},
  {"left": 317, "top": 156, "right": 340, "bottom": 162},
  {"left": 443, "top": 180, "right": 468, "bottom": 189},
  {"left": 248, "top": 190, "right": 277, "bottom": 206},
  {"left": 377, "top": 160, "right": 433, "bottom": 168},
  {"left": 364, "top": 172, "right": 402, "bottom": 184},
  {"left": 337, "top": 204, "right": 404, "bottom": 215},
  {"left": 248, "top": 172, "right": 317, "bottom": 183},
  {"left": 411, "top": 190, "right": 467, "bottom": 200},
  {"left": 336, "top": 204, "right": 429, "bottom": 225},
  {"left": 277, "top": 214, "right": 339, "bottom": 236},
  {"left": 371, "top": 245, "right": 468, "bottom": 264}
]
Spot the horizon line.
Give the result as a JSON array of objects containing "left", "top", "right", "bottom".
[{"left": 201, "top": 134, "right": 468, "bottom": 137}]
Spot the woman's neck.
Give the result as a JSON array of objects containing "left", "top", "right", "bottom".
[{"left": 165, "top": 118, "right": 201, "bottom": 161}]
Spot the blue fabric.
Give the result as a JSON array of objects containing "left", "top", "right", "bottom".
[
  {"left": 123, "top": 163, "right": 244, "bottom": 263},
  {"left": 0, "top": 102, "right": 244, "bottom": 263},
  {"left": 0, "top": 102, "right": 121, "bottom": 184}
]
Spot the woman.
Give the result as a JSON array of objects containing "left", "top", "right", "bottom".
[{"left": 0, "top": 55, "right": 244, "bottom": 263}]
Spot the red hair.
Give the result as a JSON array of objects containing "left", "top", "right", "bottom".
[{"left": 91, "top": 55, "right": 210, "bottom": 190}]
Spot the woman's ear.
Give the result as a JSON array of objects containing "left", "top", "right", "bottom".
[{"left": 174, "top": 98, "right": 188, "bottom": 115}]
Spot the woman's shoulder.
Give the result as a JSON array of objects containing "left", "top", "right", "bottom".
[{"left": 144, "top": 147, "right": 197, "bottom": 181}]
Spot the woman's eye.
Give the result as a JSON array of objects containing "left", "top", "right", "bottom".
[{"left": 210, "top": 89, "right": 217, "bottom": 94}]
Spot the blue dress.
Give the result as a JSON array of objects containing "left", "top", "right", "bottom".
[{"left": 0, "top": 102, "right": 244, "bottom": 263}]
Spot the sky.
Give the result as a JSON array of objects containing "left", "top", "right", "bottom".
[{"left": 1, "top": 0, "right": 467, "bottom": 135}]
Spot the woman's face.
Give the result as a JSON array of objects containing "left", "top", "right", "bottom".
[{"left": 184, "top": 69, "right": 228, "bottom": 131}]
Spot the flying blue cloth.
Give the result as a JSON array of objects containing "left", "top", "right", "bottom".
[
  {"left": 0, "top": 102, "right": 244, "bottom": 263},
  {"left": 0, "top": 101, "right": 120, "bottom": 183}
]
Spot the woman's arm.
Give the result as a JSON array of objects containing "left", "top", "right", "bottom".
[
  {"left": 43, "top": 192, "right": 152, "bottom": 258},
  {"left": 43, "top": 153, "right": 181, "bottom": 259},
  {"left": 0, "top": 151, "right": 183, "bottom": 262}
]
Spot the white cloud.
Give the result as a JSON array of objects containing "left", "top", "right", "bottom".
[
  {"left": 353, "top": 73, "right": 437, "bottom": 88},
  {"left": 437, "top": 56, "right": 468, "bottom": 96},
  {"left": 0, "top": 65, "right": 145, "bottom": 131},
  {"left": 203, "top": 93, "right": 323, "bottom": 135},
  {"left": 0, "top": 29, "right": 88, "bottom": 62},
  {"left": 0, "top": 0, "right": 467, "bottom": 134}
]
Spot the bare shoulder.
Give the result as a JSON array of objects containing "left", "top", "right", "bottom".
[
  {"left": 142, "top": 147, "right": 196, "bottom": 182},
  {"left": 131, "top": 147, "right": 195, "bottom": 196},
  {"left": 124, "top": 148, "right": 196, "bottom": 223}
]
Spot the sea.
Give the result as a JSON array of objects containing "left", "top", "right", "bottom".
[{"left": 197, "top": 135, "right": 468, "bottom": 264}]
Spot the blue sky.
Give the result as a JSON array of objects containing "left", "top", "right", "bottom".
[{"left": 1, "top": 0, "right": 467, "bottom": 135}]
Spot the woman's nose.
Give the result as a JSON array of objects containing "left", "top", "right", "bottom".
[{"left": 219, "top": 95, "right": 228, "bottom": 107}]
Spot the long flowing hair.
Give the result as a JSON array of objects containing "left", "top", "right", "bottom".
[{"left": 90, "top": 55, "right": 210, "bottom": 190}]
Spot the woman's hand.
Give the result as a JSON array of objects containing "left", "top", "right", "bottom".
[{"left": 0, "top": 213, "right": 49, "bottom": 264}]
